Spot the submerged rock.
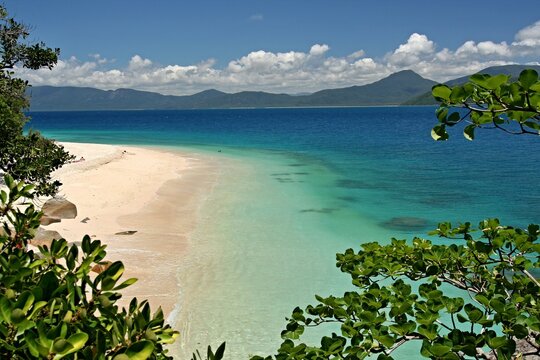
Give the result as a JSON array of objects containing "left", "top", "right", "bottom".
[
  {"left": 382, "top": 216, "right": 429, "bottom": 231},
  {"left": 300, "top": 208, "right": 339, "bottom": 214}
]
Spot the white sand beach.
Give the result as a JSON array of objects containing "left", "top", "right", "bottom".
[{"left": 44, "top": 142, "right": 221, "bottom": 318}]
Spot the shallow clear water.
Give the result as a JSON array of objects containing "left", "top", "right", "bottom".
[{"left": 27, "top": 107, "right": 539, "bottom": 358}]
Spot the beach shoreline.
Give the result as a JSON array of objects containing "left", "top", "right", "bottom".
[{"left": 44, "top": 142, "right": 221, "bottom": 321}]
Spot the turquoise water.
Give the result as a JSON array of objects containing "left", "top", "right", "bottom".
[{"left": 27, "top": 107, "right": 539, "bottom": 358}]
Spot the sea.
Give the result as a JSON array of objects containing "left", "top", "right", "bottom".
[{"left": 27, "top": 107, "right": 539, "bottom": 358}]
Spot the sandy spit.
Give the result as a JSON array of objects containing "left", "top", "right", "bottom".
[{"left": 45, "top": 142, "right": 221, "bottom": 318}]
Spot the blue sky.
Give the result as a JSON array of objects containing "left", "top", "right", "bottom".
[{"left": 7, "top": 0, "right": 540, "bottom": 94}]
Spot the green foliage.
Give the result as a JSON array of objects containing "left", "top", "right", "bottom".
[
  {"left": 0, "top": 5, "right": 72, "bottom": 196},
  {"left": 432, "top": 69, "right": 540, "bottom": 140},
  {"left": 0, "top": 174, "right": 180, "bottom": 358},
  {"left": 254, "top": 220, "right": 540, "bottom": 359}
]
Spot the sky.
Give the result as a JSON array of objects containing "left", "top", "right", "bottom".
[{"left": 6, "top": 0, "right": 540, "bottom": 95}]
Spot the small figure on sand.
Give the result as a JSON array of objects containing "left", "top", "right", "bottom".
[{"left": 72, "top": 156, "right": 85, "bottom": 163}]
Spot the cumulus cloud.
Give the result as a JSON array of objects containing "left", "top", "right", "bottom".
[
  {"left": 15, "top": 20, "right": 540, "bottom": 95},
  {"left": 514, "top": 20, "right": 540, "bottom": 47},
  {"left": 385, "top": 33, "right": 434, "bottom": 66},
  {"left": 128, "top": 55, "right": 152, "bottom": 70},
  {"left": 309, "top": 44, "right": 330, "bottom": 56}
]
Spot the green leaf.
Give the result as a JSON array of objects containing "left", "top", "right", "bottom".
[
  {"left": 470, "top": 73, "right": 509, "bottom": 90},
  {"left": 428, "top": 344, "right": 452, "bottom": 357},
  {"left": 14, "top": 290, "right": 34, "bottom": 314},
  {"left": 487, "top": 336, "right": 507, "bottom": 349},
  {"left": 0, "top": 297, "right": 12, "bottom": 322},
  {"left": 431, "top": 124, "right": 448, "bottom": 141},
  {"left": 489, "top": 298, "right": 505, "bottom": 313},
  {"left": 124, "top": 340, "right": 155, "bottom": 360},
  {"left": 113, "top": 355, "right": 130, "bottom": 360},
  {"left": 53, "top": 339, "right": 73, "bottom": 355},
  {"left": 519, "top": 69, "right": 538, "bottom": 90},
  {"left": 432, "top": 85, "right": 452, "bottom": 101},
  {"left": 25, "top": 332, "right": 49, "bottom": 357},
  {"left": 463, "top": 124, "right": 475, "bottom": 141},
  {"left": 52, "top": 333, "right": 88, "bottom": 359},
  {"left": 446, "top": 112, "right": 461, "bottom": 125},
  {"left": 113, "top": 277, "right": 138, "bottom": 291}
]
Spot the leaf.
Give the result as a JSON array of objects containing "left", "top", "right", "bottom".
[
  {"left": 487, "top": 336, "right": 507, "bottom": 349},
  {"left": 428, "top": 344, "right": 452, "bottom": 357},
  {"left": 463, "top": 124, "right": 475, "bottom": 141},
  {"left": 432, "top": 85, "right": 452, "bottom": 101},
  {"left": 113, "top": 277, "right": 138, "bottom": 291},
  {"left": 14, "top": 290, "right": 35, "bottom": 314},
  {"left": 519, "top": 69, "right": 538, "bottom": 90},
  {"left": 470, "top": 73, "right": 509, "bottom": 90},
  {"left": 489, "top": 298, "right": 505, "bottom": 313},
  {"left": 124, "top": 340, "right": 155, "bottom": 360},
  {"left": 25, "top": 332, "right": 49, "bottom": 357},
  {"left": 53, "top": 339, "right": 73, "bottom": 355},
  {"left": 431, "top": 124, "right": 448, "bottom": 141},
  {"left": 214, "top": 342, "right": 226, "bottom": 360},
  {"left": 0, "top": 297, "right": 12, "bottom": 322},
  {"left": 446, "top": 112, "right": 461, "bottom": 125},
  {"left": 52, "top": 332, "right": 88, "bottom": 359}
]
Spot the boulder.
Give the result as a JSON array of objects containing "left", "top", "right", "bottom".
[
  {"left": 42, "top": 198, "right": 77, "bottom": 219},
  {"left": 40, "top": 215, "right": 61, "bottom": 226},
  {"left": 31, "top": 227, "right": 63, "bottom": 247}
]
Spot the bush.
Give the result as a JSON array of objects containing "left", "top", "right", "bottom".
[{"left": 0, "top": 174, "right": 179, "bottom": 359}]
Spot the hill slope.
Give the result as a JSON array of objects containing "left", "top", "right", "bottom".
[{"left": 27, "top": 70, "right": 437, "bottom": 111}]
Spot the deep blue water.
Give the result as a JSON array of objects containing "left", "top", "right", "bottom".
[{"left": 27, "top": 106, "right": 539, "bottom": 229}]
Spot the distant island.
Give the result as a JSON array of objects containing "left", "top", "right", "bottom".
[{"left": 27, "top": 65, "right": 540, "bottom": 111}]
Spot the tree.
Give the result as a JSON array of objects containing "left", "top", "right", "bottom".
[
  {"left": 0, "top": 6, "right": 187, "bottom": 359},
  {"left": 431, "top": 69, "right": 540, "bottom": 140},
  {"left": 253, "top": 70, "right": 539, "bottom": 360},
  {"left": 0, "top": 5, "right": 73, "bottom": 196}
]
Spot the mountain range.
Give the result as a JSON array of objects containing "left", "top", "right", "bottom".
[{"left": 27, "top": 65, "right": 540, "bottom": 111}]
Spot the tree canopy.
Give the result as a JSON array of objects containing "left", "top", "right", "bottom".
[
  {"left": 432, "top": 69, "right": 540, "bottom": 140},
  {"left": 0, "top": 6, "right": 184, "bottom": 359},
  {"left": 0, "top": 5, "right": 72, "bottom": 196}
]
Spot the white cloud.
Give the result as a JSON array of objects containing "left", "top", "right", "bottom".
[
  {"left": 249, "top": 14, "right": 263, "bottom": 22},
  {"left": 15, "top": 20, "right": 540, "bottom": 95},
  {"left": 347, "top": 50, "right": 366, "bottom": 60},
  {"left": 386, "top": 33, "right": 435, "bottom": 66},
  {"left": 455, "top": 40, "right": 510, "bottom": 57},
  {"left": 514, "top": 20, "right": 540, "bottom": 46},
  {"left": 128, "top": 55, "right": 152, "bottom": 70},
  {"left": 395, "top": 33, "right": 435, "bottom": 55},
  {"left": 309, "top": 44, "right": 330, "bottom": 56}
]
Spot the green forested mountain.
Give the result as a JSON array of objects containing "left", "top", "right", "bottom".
[
  {"left": 27, "top": 65, "right": 539, "bottom": 110},
  {"left": 27, "top": 70, "right": 436, "bottom": 110}
]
